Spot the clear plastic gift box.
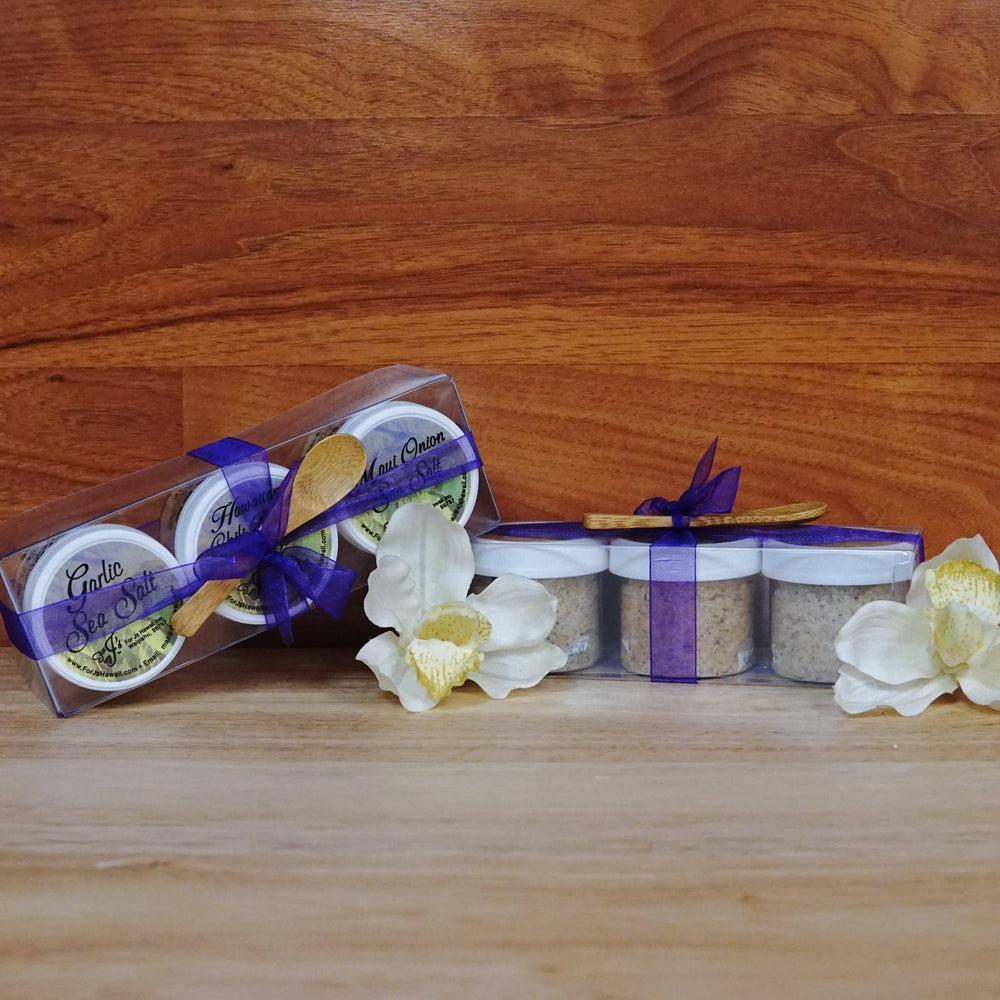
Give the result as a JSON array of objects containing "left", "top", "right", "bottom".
[
  {"left": 0, "top": 365, "right": 500, "bottom": 716},
  {"left": 471, "top": 523, "right": 922, "bottom": 686}
]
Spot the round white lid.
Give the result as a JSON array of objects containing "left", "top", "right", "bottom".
[
  {"left": 332, "top": 401, "right": 480, "bottom": 553},
  {"left": 22, "top": 523, "right": 185, "bottom": 691},
  {"left": 762, "top": 542, "right": 916, "bottom": 586},
  {"left": 472, "top": 531, "right": 608, "bottom": 578},
  {"left": 173, "top": 462, "right": 289, "bottom": 563},
  {"left": 609, "top": 537, "right": 762, "bottom": 582}
]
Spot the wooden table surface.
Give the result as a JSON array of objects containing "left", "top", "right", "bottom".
[{"left": 3, "top": 646, "right": 1000, "bottom": 998}]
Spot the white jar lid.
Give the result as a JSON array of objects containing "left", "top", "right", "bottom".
[
  {"left": 472, "top": 529, "right": 608, "bottom": 579},
  {"left": 329, "top": 401, "right": 480, "bottom": 554},
  {"left": 173, "top": 462, "right": 337, "bottom": 625},
  {"left": 609, "top": 537, "right": 761, "bottom": 582},
  {"left": 21, "top": 524, "right": 186, "bottom": 692},
  {"left": 762, "top": 542, "right": 916, "bottom": 586}
]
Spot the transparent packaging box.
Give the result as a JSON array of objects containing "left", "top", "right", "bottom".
[
  {"left": 482, "top": 523, "right": 922, "bottom": 687},
  {"left": 0, "top": 365, "right": 499, "bottom": 716}
]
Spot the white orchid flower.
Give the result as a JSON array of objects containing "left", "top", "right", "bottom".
[
  {"left": 356, "top": 503, "right": 567, "bottom": 711},
  {"left": 834, "top": 535, "right": 1000, "bottom": 716}
]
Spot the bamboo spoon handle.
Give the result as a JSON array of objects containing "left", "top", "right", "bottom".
[
  {"left": 170, "top": 434, "right": 368, "bottom": 638},
  {"left": 582, "top": 501, "right": 827, "bottom": 531},
  {"left": 170, "top": 576, "right": 246, "bottom": 638}
]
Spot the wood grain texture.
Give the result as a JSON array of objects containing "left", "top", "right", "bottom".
[
  {"left": 178, "top": 362, "right": 1000, "bottom": 560},
  {"left": 2, "top": 1, "right": 998, "bottom": 121},
  {"left": 1, "top": 0, "right": 1000, "bottom": 651},
  {"left": 0, "top": 368, "right": 184, "bottom": 518},
  {"left": 3, "top": 647, "right": 1000, "bottom": 998},
  {"left": 3, "top": 117, "right": 1000, "bottom": 367}
]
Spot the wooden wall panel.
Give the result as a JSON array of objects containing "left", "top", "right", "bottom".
[
  {"left": 0, "top": 369, "right": 184, "bottom": 522},
  {"left": 2, "top": 119, "right": 999, "bottom": 366},
  {"left": 178, "top": 362, "right": 1000, "bottom": 561},
  {"left": 1, "top": 1, "right": 999, "bottom": 651},
  {"left": 2, "top": 1, "right": 997, "bottom": 121}
]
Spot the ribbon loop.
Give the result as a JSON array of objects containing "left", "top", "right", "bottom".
[{"left": 634, "top": 438, "right": 740, "bottom": 528}]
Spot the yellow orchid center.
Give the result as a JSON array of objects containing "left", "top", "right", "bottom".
[
  {"left": 405, "top": 602, "right": 492, "bottom": 701},
  {"left": 925, "top": 559, "right": 1000, "bottom": 623},
  {"left": 922, "top": 559, "right": 1000, "bottom": 671}
]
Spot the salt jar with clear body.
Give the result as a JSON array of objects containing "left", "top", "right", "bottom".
[
  {"left": 763, "top": 541, "right": 916, "bottom": 684},
  {"left": 610, "top": 538, "right": 761, "bottom": 678},
  {"left": 471, "top": 529, "right": 609, "bottom": 671}
]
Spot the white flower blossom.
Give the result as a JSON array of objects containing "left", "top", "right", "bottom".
[
  {"left": 834, "top": 535, "right": 1000, "bottom": 716},
  {"left": 356, "top": 503, "right": 567, "bottom": 711}
]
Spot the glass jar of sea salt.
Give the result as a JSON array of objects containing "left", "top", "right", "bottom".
[
  {"left": 763, "top": 541, "right": 917, "bottom": 684},
  {"left": 471, "top": 528, "right": 609, "bottom": 671},
  {"left": 609, "top": 538, "right": 761, "bottom": 678}
]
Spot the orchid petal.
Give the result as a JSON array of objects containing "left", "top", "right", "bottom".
[
  {"left": 375, "top": 502, "right": 475, "bottom": 612},
  {"left": 471, "top": 642, "right": 568, "bottom": 698},
  {"left": 958, "top": 632, "right": 1000, "bottom": 707},
  {"left": 834, "top": 663, "right": 958, "bottom": 717},
  {"left": 364, "top": 555, "right": 421, "bottom": 635},
  {"left": 835, "top": 601, "right": 938, "bottom": 683},
  {"left": 467, "top": 575, "right": 558, "bottom": 652},
  {"left": 933, "top": 602, "right": 989, "bottom": 668},
  {"left": 908, "top": 535, "right": 1000, "bottom": 612},
  {"left": 356, "top": 631, "right": 440, "bottom": 712}
]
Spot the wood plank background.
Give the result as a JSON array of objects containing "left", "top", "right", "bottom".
[{"left": 3, "top": 1, "right": 1000, "bottom": 649}]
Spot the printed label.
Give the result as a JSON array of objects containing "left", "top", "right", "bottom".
[
  {"left": 38, "top": 540, "right": 181, "bottom": 685},
  {"left": 350, "top": 417, "right": 472, "bottom": 546}
]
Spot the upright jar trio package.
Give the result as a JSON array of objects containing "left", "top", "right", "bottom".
[{"left": 467, "top": 523, "right": 921, "bottom": 687}]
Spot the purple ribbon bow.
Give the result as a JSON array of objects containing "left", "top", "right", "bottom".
[
  {"left": 634, "top": 438, "right": 740, "bottom": 527},
  {"left": 187, "top": 438, "right": 355, "bottom": 647}
]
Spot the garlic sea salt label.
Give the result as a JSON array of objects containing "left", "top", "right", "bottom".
[{"left": 21, "top": 525, "right": 185, "bottom": 691}]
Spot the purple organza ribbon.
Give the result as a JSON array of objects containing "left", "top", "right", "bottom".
[
  {"left": 640, "top": 439, "right": 740, "bottom": 682},
  {"left": 185, "top": 437, "right": 353, "bottom": 647},
  {"left": 3, "top": 432, "right": 483, "bottom": 659},
  {"left": 634, "top": 438, "right": 741, "bottom": 528}
]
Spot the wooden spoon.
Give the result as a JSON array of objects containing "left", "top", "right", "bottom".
[
  {"left": 582, "top": 501, "right": 827, "bottom": 531},
  {"left": 170, "top": 433, "right": 368, "bottom": 638}
]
